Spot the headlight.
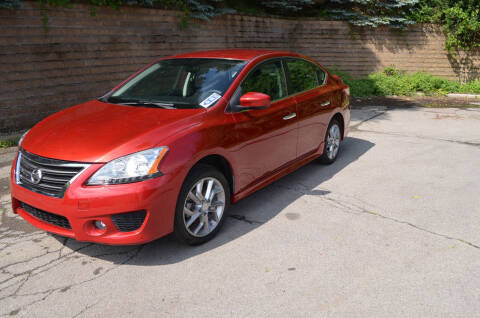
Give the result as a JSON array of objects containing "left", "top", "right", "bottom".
[
  {"left": 87, "top": 147, "right": 168, "bottom": 185},
  {"left": 18, "top": 130, "right": 30, "bottom": 147}
]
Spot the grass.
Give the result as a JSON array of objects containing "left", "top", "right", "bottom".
[
  {"left": 0, "top": 138, "right": 18, "bottom": 148},
  {"left": 331, "top": 67, "right": 480, "bottom": 98}
]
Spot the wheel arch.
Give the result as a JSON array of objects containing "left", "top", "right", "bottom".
[
  {"left": 189, "top": 154, "right": 235, "bottom": 196},
  {"left": 331, "top": 112, "right": 345, "bottom": 140}
]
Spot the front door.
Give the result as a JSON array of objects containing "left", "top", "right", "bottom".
[{"left": 229, "top": 60, "right": 298, "bottom": 192}]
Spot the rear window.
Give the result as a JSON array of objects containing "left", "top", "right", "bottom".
[{"left": 285, "top": 59, "right": 320, "bottom": 94}]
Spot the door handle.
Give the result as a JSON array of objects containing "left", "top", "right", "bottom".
[
  {"left": 283, "top": 113, "right": 296, "bottom": 120},
  {"left": 321, "top": 101, "right": 330, "bottom": 107}
]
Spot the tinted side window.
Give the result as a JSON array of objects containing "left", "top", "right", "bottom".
[
  {"left": 241, "top": 61, "right": 286, "bottom": 101},
  {"left": 286, "top": 59, "right": 319, "bottom": 93}
]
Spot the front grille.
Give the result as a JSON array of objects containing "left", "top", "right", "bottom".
[
  {"left": 16, "top": 150, "right": 89, "bottom": 198},
  {"left": 111, "top": 210, "right": 147, "bottom": 232},
  {"left": 20, "top": 202, "right": 72, "bottom": 229}
]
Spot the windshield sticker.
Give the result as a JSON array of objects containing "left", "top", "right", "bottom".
[{"left": 199, "top": 93, "right": 222, "bottom": 108}]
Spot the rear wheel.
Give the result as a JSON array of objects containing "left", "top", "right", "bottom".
[
  {"left": 174, "top": 164, "right": 230, "bottom": 245},
  {"left": 319, "top": 119, "right": 342, "bottom": 164}
]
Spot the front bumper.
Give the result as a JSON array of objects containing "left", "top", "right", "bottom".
[{"left": 10, "top": 154, "right": 181, "bottom": 245}]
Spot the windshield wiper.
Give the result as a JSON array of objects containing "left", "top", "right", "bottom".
[
  {"left": 103, "top": 97, "right": 202, "bottom": 109},
  {"left": 120, "top": 101, "right": 176, "bottom": 109}
]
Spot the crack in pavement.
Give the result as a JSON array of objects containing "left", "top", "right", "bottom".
[
  {"left": 229, "top": 177, "right": 480, "bottom": 253},
  {"left": 0, "top": 245, "right": 144, "bottom": 317},
  {"left": 71, "top": 301, "right": 100, "bottom": 318},
  {"left": 356, "top": 129, "right": 480, "bottom": 147},
  {"left": 0, "top": 241, "right": 95, "bottom": 288},
  {"left": 229, "top": 214, "right": 263, "bottom": 225},
  {"left": 0, "top": 198, "right": 146, "bottom": 316},
  {"left": 360, "top": 209, "right": 480, "bottom": 250},
  {"left": 283, "top": 183, "right": 480, "bottom": 251},
  {"left": 229, "top": 177, "right": 480, "bottom": 251},
  {"left": 320, "top": 194, "right": 480, "bottom": 250}
]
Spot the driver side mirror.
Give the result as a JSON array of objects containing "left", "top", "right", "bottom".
[{"left": 239, "top": 92, "right": 271, "bottom": 110}]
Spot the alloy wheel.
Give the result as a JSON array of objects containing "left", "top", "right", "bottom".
[
  {"left": 326, "top": 124, "right": 341, "bottom": 160},
  {"left": 183, "top": 177, "right": 226, "bottom": 237}
]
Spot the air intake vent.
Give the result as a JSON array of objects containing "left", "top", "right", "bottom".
[
  {"left": 111, "top": 210, "right": 147, "bottom": 232},
  {"left": 20, "top": 202, "right": 72, "bottom": 229}
]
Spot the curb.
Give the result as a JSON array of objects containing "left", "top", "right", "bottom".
[{"left": 447, "top": 93, "right": 480, "bottom": 99}]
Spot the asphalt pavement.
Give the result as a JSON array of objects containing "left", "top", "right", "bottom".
[{"left": 1, "top": 105, "right": 479, "bottom": 317}]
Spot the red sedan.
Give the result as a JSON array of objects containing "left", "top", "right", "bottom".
[{"left": 10, "top": 49, "right": 350, "bottom": 245}]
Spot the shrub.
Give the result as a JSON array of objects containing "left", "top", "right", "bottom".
[
  {"left": 460, "top": 79, "right": 480, "bottom": 94},
  {"left": 332, "top": 67, "right": 480, "bottom": 97},
  {"left": 330, "top": 69, "right": 377, "bottom": 97},
  {"left": 0, "top": 139, "right": 17, "bottom": 148}
]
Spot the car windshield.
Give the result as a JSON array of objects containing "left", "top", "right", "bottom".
[{"left": 105, "top": 58, "right": 247, "bottom": 109}]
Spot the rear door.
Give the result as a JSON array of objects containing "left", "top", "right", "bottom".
[
  {"left": 229, "top": 59, "right": 298, "bottom": 191},
  {"left": 284, "top": 58, "right": 334, "bottom": 157}
]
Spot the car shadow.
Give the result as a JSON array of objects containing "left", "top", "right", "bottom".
[{"left": 53, "top": 136, "right": 374, "bottom": 265}]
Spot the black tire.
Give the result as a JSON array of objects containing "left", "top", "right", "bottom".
[
  {"left": 174, "top": 164, "right": 230, "bottom": 245},
  {"left": 319, "top": 119, "right": 342, "bottom": 165}
]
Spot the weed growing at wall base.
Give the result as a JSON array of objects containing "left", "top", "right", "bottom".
[
  {"left": 0, "top": 139, "right": 17, "bottom": 148},
  {"left": 331, "top": 67, "right": 480, "bottom": 97}
]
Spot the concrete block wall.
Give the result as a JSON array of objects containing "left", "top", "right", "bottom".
[{"left": 0, "top": 2, "right": 478, "bottom": 132}]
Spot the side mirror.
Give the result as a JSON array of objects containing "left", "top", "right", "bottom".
[{"left": 239, "top": 92, "right": 271, "bottom": 110}]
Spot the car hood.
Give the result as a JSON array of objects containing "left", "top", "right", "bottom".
[{"left": 21, "top": 100, "right": 206, "bottom": 163}]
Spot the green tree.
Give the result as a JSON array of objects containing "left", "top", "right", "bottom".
[
  {"left": 0, "top": 0, "right": 22, "bottom": 9},
  {"left": 409, "top": 0, "right": 480, "bottom": 51},
  {"left": 326, "top": 0, "right": 419, "bottom": 29},
  {"left": 188, "top": 0, "right": 235, "bottom": 20},
  {"left": 259, "top": 0, "right": 314, "bottom": 14}
]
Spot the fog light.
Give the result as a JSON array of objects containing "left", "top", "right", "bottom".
[{"left": 94, "top": 220, "right": 106, "bottom": 230}]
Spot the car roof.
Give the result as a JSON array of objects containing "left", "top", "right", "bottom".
[{"left": 170, "top": 49, "right": 300, "bottom": 61}]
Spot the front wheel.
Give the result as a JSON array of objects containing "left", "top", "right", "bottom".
[
  {"left": 319, "top": 119, "right": 342, "bottom": 164},
  {"left": 174, "top": 164, "right": 230, "bottom": 245}
]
